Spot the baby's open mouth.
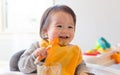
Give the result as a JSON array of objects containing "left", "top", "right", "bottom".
[
  {"left": 59, "top": 36, "right": 69, "bottom": 39},
  {"left": 58, "top": 36, "right": 69, "bottom": 46}
]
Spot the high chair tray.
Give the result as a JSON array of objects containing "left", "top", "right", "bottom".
[{"left": 87, "top": 63, "right": 120, "bottom": 75}]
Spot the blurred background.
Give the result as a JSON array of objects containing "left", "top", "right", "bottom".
[{"left": 0, "top": 0, "right": 120, "bottom": 64}]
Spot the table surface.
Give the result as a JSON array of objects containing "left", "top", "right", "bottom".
[
  {"left": 87, "top": 63, "right": 120, "bottom": 75},
  {"left": 0, "top": 63, "right": 120, "bottom": 75},
  {"left": 0, "top": 66, "right": 36, "bottom": 75},
  {"left": 0, "top": 72, "right": 36, "bottom": 75}
]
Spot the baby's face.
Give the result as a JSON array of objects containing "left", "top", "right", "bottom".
[{"left": 47, "top": 11, "right": 75, "bottom": 46}]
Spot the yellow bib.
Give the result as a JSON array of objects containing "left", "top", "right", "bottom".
[{"left": 39, "top": 39, "right": 82, "bottom": 75}]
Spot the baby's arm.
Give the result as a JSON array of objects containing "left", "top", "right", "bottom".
[
  {"left": 75, "top": 60, "right": 95, "bottom": 75},
  {"left": 18, "top": 42, "right": 40, "bottom": 73}
]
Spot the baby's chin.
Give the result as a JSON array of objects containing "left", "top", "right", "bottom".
[{"left": 59, "top": 41, "right": 69, "bottom": 46}]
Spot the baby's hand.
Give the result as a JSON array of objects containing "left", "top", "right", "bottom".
[
  {"left": 80, "top": 72, "right": 88, "bottom": 75},
  {"left": 80, "top": 72, "right": 95, "bottom": 75},
  {"left": 33, "top": 47, "right": 47, "bottom": 59}
]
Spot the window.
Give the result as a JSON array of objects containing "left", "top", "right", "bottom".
[
  {"left": 0, "top": 0, "right": 54, "bottom": 61},
  {"left": 0, "top": 0, "right": 4, "bottom": 32},
  {"left": 0, "top": 0, "right": 54, "bottom": 33}
]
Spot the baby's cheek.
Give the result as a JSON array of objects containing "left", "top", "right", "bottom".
[
  {"left": 48, "top": 32, "right": 58, "bottom": 40},
  {"left": 70, "top": 32, "right": 74, "bottom": 39},
  {"left": 52, "top": 32, "right": 59, "bottom": 38}
]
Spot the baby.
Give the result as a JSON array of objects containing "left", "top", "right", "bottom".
[{"left": 18, "top": 5, "right": 94, "bottom": 75}]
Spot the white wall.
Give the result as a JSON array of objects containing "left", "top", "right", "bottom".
[
  {"left": 0, "top": 33, "right": 39, "bottom": 61},
  {"left": 55, "top": 0, "right": 120, "bottom": 51}
]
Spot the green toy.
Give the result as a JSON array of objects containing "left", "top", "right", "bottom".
[
  {"left": 95, "top": 37, "right": 111, "bottom": 50},
  {"left": 84, "top": 37, "right": 111, "bottom": 55}
]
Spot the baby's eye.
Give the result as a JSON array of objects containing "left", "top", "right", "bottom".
[
  {"left": 57, "top": 25, "right": 62, "bottom": 28},
  {"left": 68, "top": 26, "right": 73, "bottom": 29}
]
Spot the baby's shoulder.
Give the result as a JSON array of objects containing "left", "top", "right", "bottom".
[{"left": 30, "top": 41, "right": 39, "bottom": 48}]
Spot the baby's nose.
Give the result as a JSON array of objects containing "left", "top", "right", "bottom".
[{"left": 61, "top": 28, "right": 68, "bottom": 33}]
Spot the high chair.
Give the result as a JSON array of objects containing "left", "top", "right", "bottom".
[{"left": 9, "top": 49, "right": 25, "bottom": 71}]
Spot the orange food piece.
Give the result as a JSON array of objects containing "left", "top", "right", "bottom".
[
  {"left": 111, "top": 52, "right": 120, "bottom": 64},
  {"left": 35, "top": 37, "right": 59, "bottom": 64}
]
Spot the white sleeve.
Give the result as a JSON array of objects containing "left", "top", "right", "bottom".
[{"left": 18, "top": 41, "right": 40, "bottom": 73}]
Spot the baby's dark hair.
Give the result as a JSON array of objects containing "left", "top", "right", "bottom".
[{"left": 40, "top": 5, "right": 76, "bottom": 39}]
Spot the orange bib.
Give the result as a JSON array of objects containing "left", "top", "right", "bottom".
[{"left": 40, "top": 39, "right": 82, "bottom": 75}]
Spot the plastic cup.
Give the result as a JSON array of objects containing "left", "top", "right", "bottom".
[{"left": 37, "top": 63, "right": 61, "bottom": 75}]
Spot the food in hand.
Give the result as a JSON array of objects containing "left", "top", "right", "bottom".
[{"left": 34, "top": 37, "right": 59, "bottom": 64}]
